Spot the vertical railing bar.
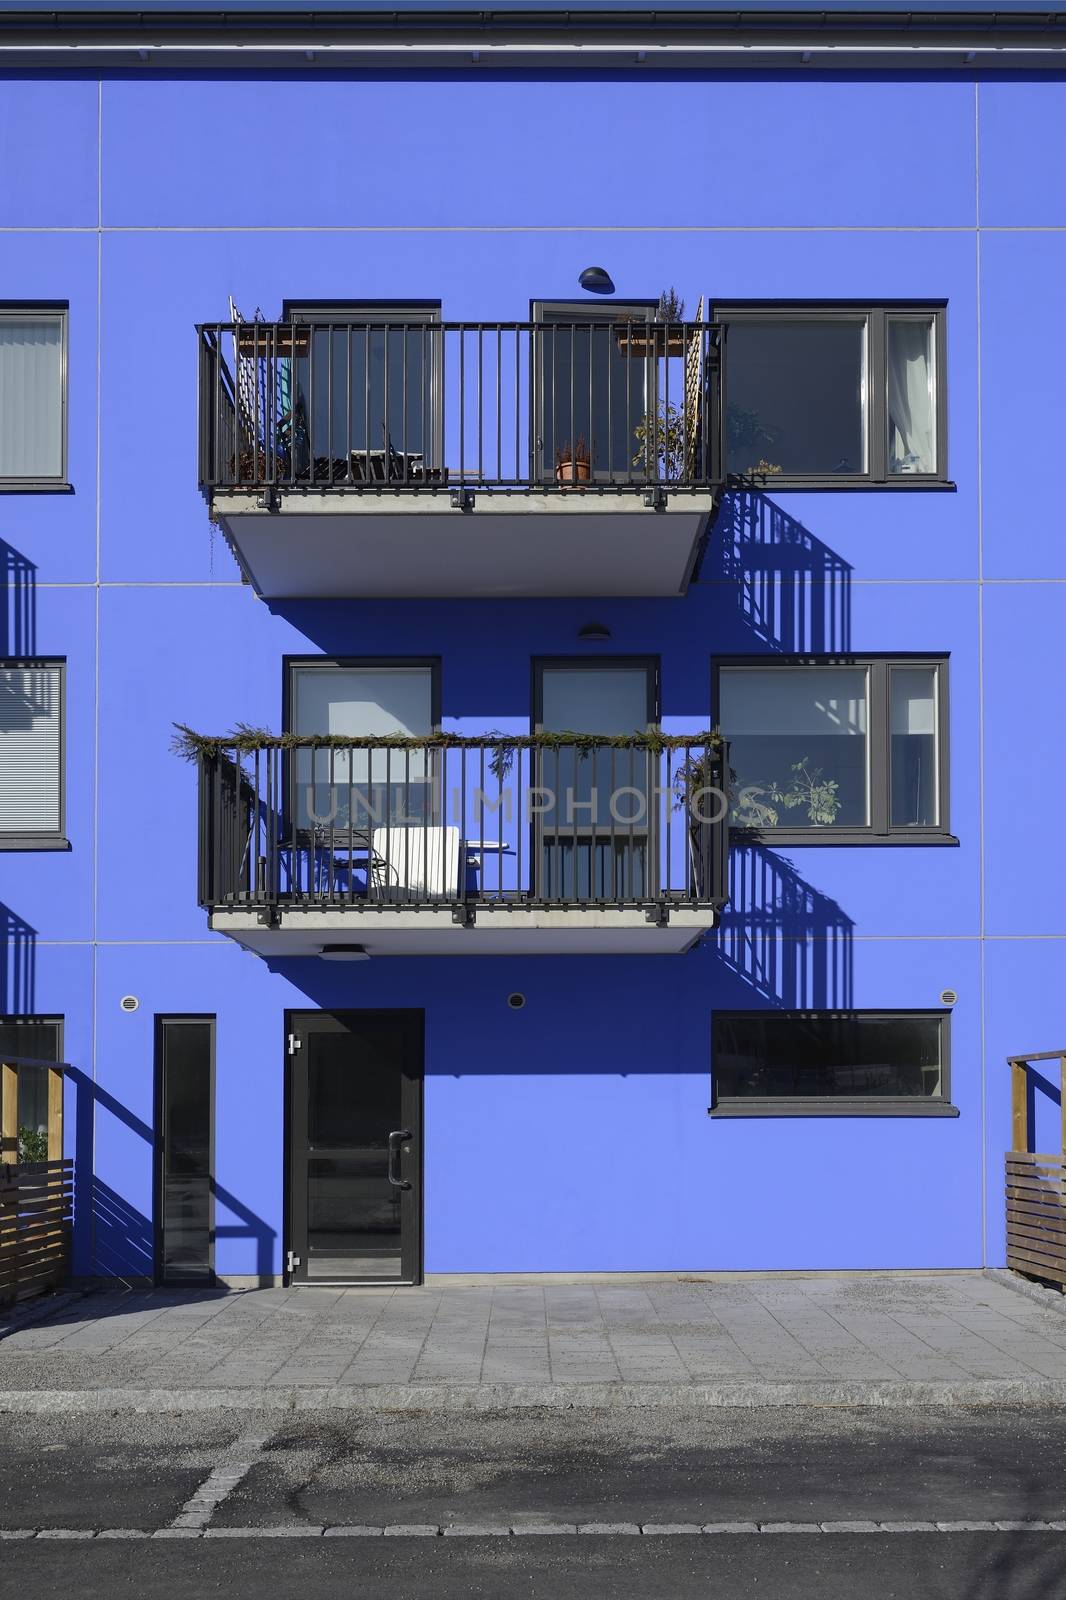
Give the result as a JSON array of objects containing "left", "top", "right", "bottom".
[
  {"left": 495, "top": 325, "right": 502, "bottom": 484},
  {"left": 459, "top": 328, "right": 465, "bottom": 479},
  {"left": 402, "top": 321, "right": 409, "bottom": 479},
  {"left": 383, "top": 323, "right": 390, "bottom": 478},
  {"left": 307, "top": 321, "right": 315, "bottom": 483},
  {"left": 477, "top": 325, "right": 483, "bottom": 484},
  {"left": 345, "top": 323, "right": 353, "bottom": 484},
  {"left": 606, "top": 322, "right": 614, "bottom": 482}
]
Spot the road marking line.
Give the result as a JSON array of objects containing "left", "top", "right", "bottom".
[
  {"left": 168, "top": 1430, "right": 273, "bottom": 1531},
  {"left": 6, "top": 1520, "right": 1066, "bottom": 1540}
]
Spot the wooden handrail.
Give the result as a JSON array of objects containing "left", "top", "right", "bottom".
[
  {"left": 1007, "top": 1050, "right": 1066, "bottom": 1066},
  {"left": 1008, "top": 1050, "right": 1066, "bottom": 1158}
]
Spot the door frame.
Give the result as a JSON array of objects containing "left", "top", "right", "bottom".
[
  {"left": 531, "top": 657, "right": 661, "bottom": 903},
  {"left": 530, "top": 299, "right": 658, "bottom": 483},
  {"left": 153, "top": 1014, "right": 216, "bottom": 1288},
  {"left": 284, "top": 1009, "right": 425, "bottom": 1287}
]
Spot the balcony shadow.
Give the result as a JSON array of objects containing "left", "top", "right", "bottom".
[
  {"left": 712, "top": 845, "right": 854, "bottom": 1010},
  {"left": 0, "top": 901, "right": 36, "bottom": 1015},
  {"left": 0, "top": 538, "right": 36, "bottom": 656},
  {"left": 64, "top": 1067, "right": 276, "bottom": 1283},
  {"left": 700, "top": 487, "right": 852, "bottom": 654}
]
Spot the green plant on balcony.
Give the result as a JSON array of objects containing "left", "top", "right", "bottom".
[
  {"left": 632, "top": 400, "right": 686, "bottom": 482},
  {"left": 18, "top": 1127, "right": 48, "bottom": 1163}
]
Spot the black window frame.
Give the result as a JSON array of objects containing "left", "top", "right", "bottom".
[
  {"left": 0, "top": 302, "right": 70, "bottom": 492},
  {"left": 0, "top": 656, "right": 69, "bottom": 851},
  {"left": 710, "top": 1009, "right": 957, "bottom": 1118},
  {"left": 713, "top": 653, "right": 955, "bottom": 846},
  {"left": 281, "top": 299, "right": 443, "bottom": 468},
  {"left": 283, "top": 655, "right": 443, "bottom": 837},
  {"left": 714, "top": 300, "right": 950, "bottom": 489},
  {"left": 153, "top": 1013, "right": 216, "bottom": 1286}
]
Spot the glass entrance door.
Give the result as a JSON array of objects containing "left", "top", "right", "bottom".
[{"left": 288, "top": 1011, "right": 423, "bottom": 1284}]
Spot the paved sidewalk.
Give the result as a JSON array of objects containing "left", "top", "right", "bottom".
[{"left": 3, "top": 1271, "right": 1066, "bottom": 1411}]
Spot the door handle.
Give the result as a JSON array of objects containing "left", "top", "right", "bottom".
[{"left": 387, "top": 1129, "right": 412, "bottom": 1190}]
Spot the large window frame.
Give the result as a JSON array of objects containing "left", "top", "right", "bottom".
[
  {"left": 0, "top": 303, "right": 69, "bottom": 491},
  {"left": 713, "top": 654, "right": 954, "bottom": 846},
  {"left": 714, "top": 301, "right": 949, "bottom": 489},
  {"left": 710, "top": 1009, "right": 957, "bottom": 1118},
  {"left": 281, "top": 299, "right": 443, "bottom": 471},
  {"left": 283, "top": 656, "right": 443, "bottom": 836},
  {"left": 0, "top": 657, "right": 68, "bottom": 851}
]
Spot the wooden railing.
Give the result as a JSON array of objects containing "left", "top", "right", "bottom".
[
  {"left": 0, "top": 1056, "right": 72, "bottom": 1306},
  {"left": 0, "top": 1160, "right": 74, "bottom": 1305},
  {"left": 1007, "top": 1050, "right": 1066, "bottom": 1290}
]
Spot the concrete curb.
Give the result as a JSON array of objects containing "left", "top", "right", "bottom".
[
  {"left": 984, "top": 1267, "right": 1066, "bottom": 1318},
  {"left": 5, "top": 1377, "right": 1066, "bottom": 1414}
]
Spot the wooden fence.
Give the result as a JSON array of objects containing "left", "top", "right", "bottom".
[
  {"left": 1007, "top": 1050, "right": 1066, "bottom": 1290},
  {"left": 0, "top": 1057, "right": 72, "bottom": 1306}
]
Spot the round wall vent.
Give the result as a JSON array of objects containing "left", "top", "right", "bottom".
[
  {"left": 120, "top": 995, "right": 139, "bottom": 1013},
  {"left": 940, "top": 989, "right": 958, "bottom": 1006},
  {"left": 507, "top": 992, "right": 526, "bottom": 1010}
]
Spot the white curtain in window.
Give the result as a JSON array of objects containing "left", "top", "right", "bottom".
[
  {"left": 0, "top": 318, "right": 63, "bottom": 478},
  {"left": 887, "top": 318, "right": 936, "bottom": 474},
  {"left": 0, "top": 664, "right": 62, "bottom": 834}
]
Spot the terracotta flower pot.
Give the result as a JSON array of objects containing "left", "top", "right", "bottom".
[{"left": 556, "top": 460, "right": 591, "bottom": 485}]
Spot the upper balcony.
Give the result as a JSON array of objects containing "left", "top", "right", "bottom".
[
  {"left": 194, "top": 731, "right": 729, "bottom": 957},
  {"left": 197, "top": 316, "right": 722, "bottom": 600}
]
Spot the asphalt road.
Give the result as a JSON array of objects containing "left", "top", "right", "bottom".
[{"left": 2, "top": 1407, "right": 1065, "bottom": 1597}]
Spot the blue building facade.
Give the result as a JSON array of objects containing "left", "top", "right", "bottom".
[{"left": 1, "top": 4, "right": 1064, "bottom": 1285}]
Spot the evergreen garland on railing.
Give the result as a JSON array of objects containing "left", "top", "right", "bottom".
[{"left": 172, "top": 721, "right": 721, "bottom": 763}]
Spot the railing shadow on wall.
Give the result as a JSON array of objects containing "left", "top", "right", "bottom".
[
  {"left": 0, "top": 902, "right": 36, "bottom": 1016},
  {"left": 63, "top": 1069, "right": 277, "bottom": 1294},
  {"left": 712, "top": 845, "right": 854, "bottom": 1011},
  {"left": 699, "top": 488, "right": 852, "bottom": 654},
  {"left": 0, "top": 539, "right": 36, "bottom": 657}
]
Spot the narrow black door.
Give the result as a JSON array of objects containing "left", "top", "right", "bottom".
[{"left": 288, "top": 1011, "right": 423, "bottom": 1284}]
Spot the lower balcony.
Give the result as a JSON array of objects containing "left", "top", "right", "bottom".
[{"left": 195, "top": 733, "right": 729, "bottom": 956}]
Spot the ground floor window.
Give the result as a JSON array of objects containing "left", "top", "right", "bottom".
[
  {"left": 711, "top": 1010, "right": 956, "bottom": 1116},
  {"left": 154, "top": 1016, "right": 214, "bottom": 1283}
]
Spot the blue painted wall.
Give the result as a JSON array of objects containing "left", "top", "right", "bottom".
[{"left": 1, "top": 68, "right": 1063, "bottom": 1276}]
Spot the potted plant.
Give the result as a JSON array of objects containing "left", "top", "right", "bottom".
[
  {"left": 556, "top": 435, "right": 591, "bottom": 486},
  {"left": 616, "top": 288, "right": 688, "bottom": 357}
]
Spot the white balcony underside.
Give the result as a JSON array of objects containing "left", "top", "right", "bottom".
[
  {"left": 212, "top": 493, "right": 715, "bottom": 599},
  {"left": 210, "top": 905, "right": 718, "bottom": 956}
]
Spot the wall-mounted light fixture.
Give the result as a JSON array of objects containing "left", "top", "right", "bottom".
[
  {"left": 579, "top": 266, "right": 615, "bottom": 295},
  {"left": 319, "top": 944, "right": 371, "bottom": 962},
  {"left": 578, "top": 621, "right": 612, "bottom": 642}
]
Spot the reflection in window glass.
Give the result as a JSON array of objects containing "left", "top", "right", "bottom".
[
  {"left": 887, "top": 317, "right": 936, "bottom": 475},
  {"left": 289, "top": 665, "right": 435, "bottom": 830},
  {"left": 725, "top": 320, "right": 866, "bottom": 477},
  {"left": 719, "top": 667, "right": 868, "bottom": 829},
  {"left": 0, "top": 1018, "right": 59, "bottom": 1141},
  {"left": 713, "top": 1012, "right": 945, "bottom": 1100},
  {"left": 890, "top": 667, "right": 939, "bottom": 827}
]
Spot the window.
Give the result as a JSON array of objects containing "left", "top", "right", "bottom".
[
  {"left": 155, "top": 1016, "right": 214, "bottom": 1284},
  {"left": 0, "top": 306, "right": 67, "bottom": 484},
  {"left": 534, "top": 659, "right": 658, "bottom": 899},
  {"left": 533, "top": 301, "right": 657, "bottom": 482},
  {"left": 286, "top": 658, "right": 439, "bottom": 830},
  {"left": 716, "top": 303, "right": 946, "bottom": 486},
  {"left": 0, "top": 1017, "right": 61, "bottom": 1154},
  {"left": 715, "top": 657, "right": 951, "bottom": 843},
  {"left": 711, "top": 1011, "right": 955, "bottom": 1116},
  {"left": 0, "top": 660, "right": 66, "bottom": 849},
  {"left": 283, "top": 301, "right": 440, "bottom": 470}
]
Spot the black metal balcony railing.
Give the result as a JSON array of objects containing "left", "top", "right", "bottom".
[
  {"left": 197, "top": 734, "right": 729, "bottom": 916},
  {"left": 198, "top": 319, "right": 722, "bottom": 497}
]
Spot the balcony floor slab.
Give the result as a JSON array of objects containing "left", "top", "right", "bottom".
[
  {"left": 208, "top": 905, "right": 718, "bottom": 956},
  {"left": 212, "top": 493, "right": 716, "bottom": 599}
]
